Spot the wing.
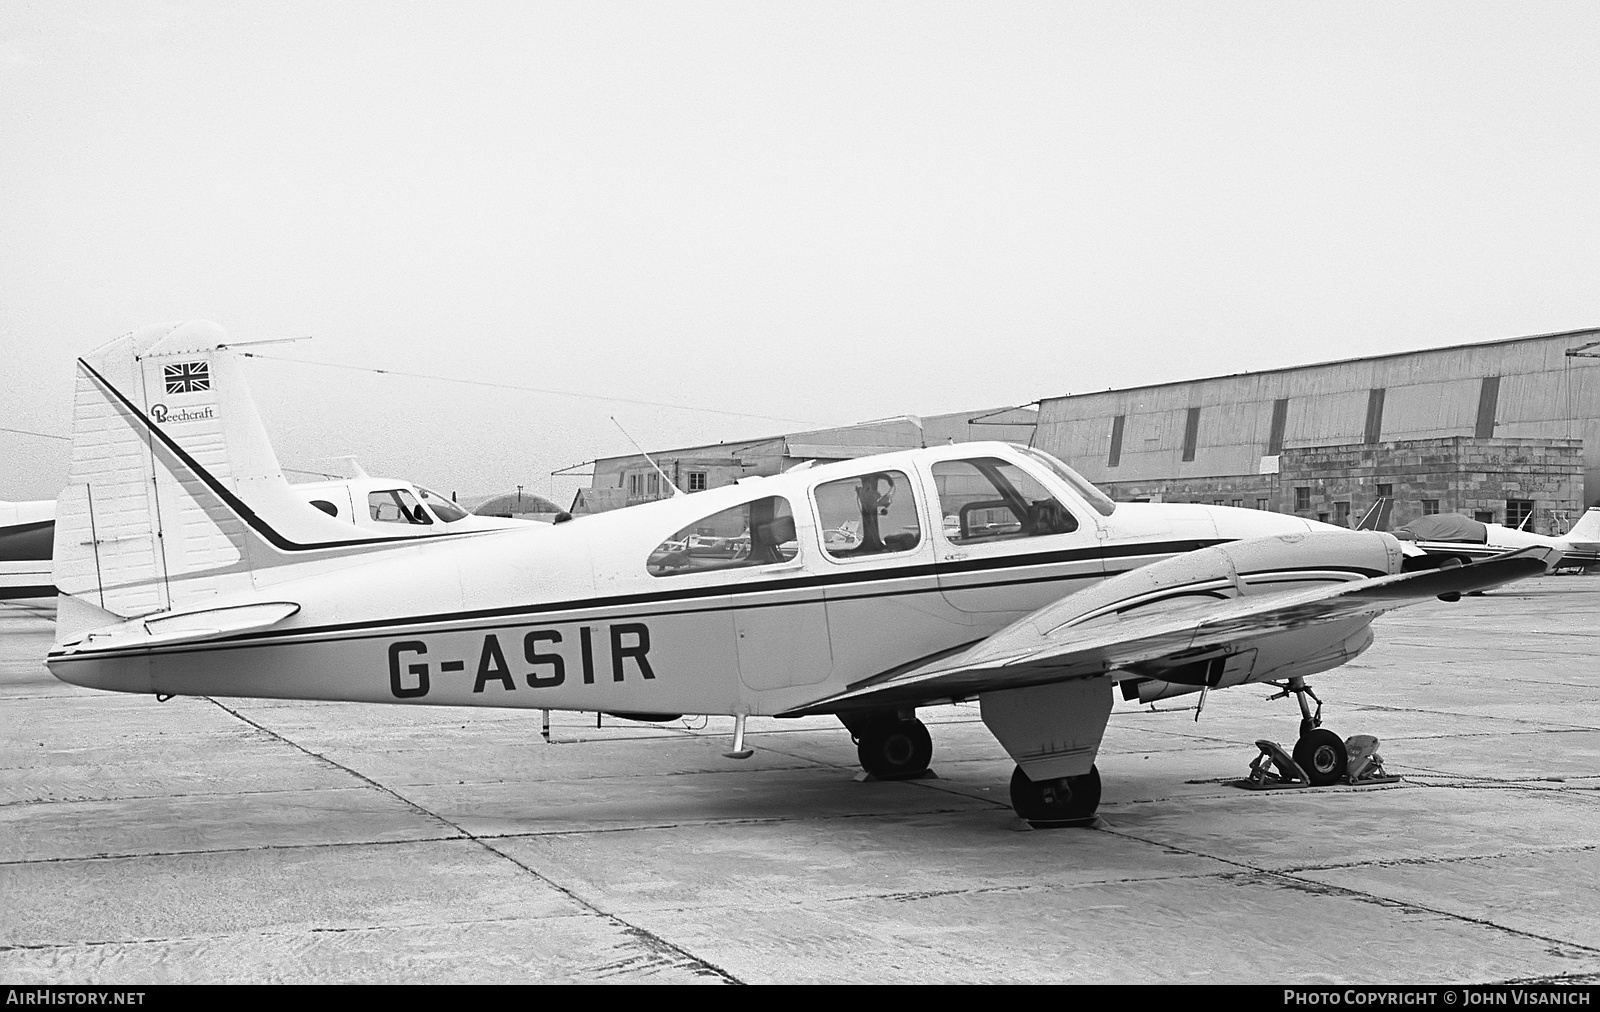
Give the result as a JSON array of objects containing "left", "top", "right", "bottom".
[{"left": 779, "top": 547, "right": 1555, "bottom": 717}]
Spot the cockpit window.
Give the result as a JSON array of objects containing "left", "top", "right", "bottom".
[
  {"left": 648, "top": 496, "right": 797, "bottom": 577},
  {"left": 814, "top": 470, "right": 921, "bottom": 558},
  {"left": 932, "top": 457, "right": 1078, "bottom": 543},
  {"left": 417, "top": 486, "right": 469, "bottom": 523},
  {"left": 369, "top": 489, "right": 433, "bottom": 525},
  {"left": 1016, "top": 445, "right": 1117, "bottom": 517}
]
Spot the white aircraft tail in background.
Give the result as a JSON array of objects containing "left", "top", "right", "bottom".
[
  {"left": 1565, "top": 506, "right": 1600, "bottom": 544},
  {"left": 1354, "top": 497, "right": 1393, "bottom": 532}
]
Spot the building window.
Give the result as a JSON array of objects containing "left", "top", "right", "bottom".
[
  {"left": 1182, "top": 407, "right": 1201, "bottom": 462},
  {"left": 1268, "top": 398, "right": 1289, "bottom": 456},
  {"left": 687, "top": 471, "right": 708, "bottom": 492},
  {"left": 1506, "top": 500, "right": 1534, "bottom": 530},
  {"left": 1317, "top": 512, "right": 1329, "bottom": 523},
  {"left": 1295, "top": 487, "right": 1311, "bottom": 512},
  {"left": 1474, "top": 510, "right": 1495, "bottom": 524},
  {"left": 628, "top": 473, "right": 643, "bottom": 496},
  {"left": 1108, "top": 415, "right": 1125, "bottom": 468},
  {"left": 1231, "top": 499, "right": 1243, "bottom": 508},
  {"left": 1422, "top": 499, "right": 1440, "bottom": 515},
  {"left": 1256, "top": 498, "right": 1270, "bottom": 511},
  {"left": 1476, "top": 376, "right": 1501, "bottom": 439},
  {"left": 1334, "top": 501, "right": 1351, "bottom": 526},
  {"left": 1364, "top": 388, "right": 1386, "bottom": 445},
  {"left": 1377, "top": 483, "right": 1392, "bottom": 498},
  {"left": 1213, "top": 499, "right": 1225, "bottom": 507}
]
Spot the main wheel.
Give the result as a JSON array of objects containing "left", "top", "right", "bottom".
[
  {"left": 1008, "top": 765, "right": 1102, "bottom": 826},
  {"left": 856, "top": 718, "right": 933, "bottom": 779},
  {"left": 1293, "top": 728, "right": 1348, "bottom": 786}
]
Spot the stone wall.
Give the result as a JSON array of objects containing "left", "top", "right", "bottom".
[{"left": 1095, "top": 437, "right": 1585, "bottom": 535}]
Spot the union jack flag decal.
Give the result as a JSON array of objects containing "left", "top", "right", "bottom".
[{"left": 163, "top": 361, "right": 210, "bottom": 395}]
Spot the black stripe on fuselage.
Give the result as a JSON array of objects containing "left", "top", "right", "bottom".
[
  {"left": 0, "top": 520, "right": 54, "bottom": 563},
  {"left": 0, "top": 584, "right": 56, "bottom": 600},
  {"left": 48, "top": 549, "right": 1384, "bottom": 664},
  {"left": 77, "top": 359, "right": 433, "bottom": 554}
]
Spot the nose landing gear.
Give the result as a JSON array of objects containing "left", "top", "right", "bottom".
[
  {"left": 1267, "top": 677, "right": 1346, "bottom": 787},
  {"left": 1240, "top": 677, "right": 1400, "bottom": 790}
]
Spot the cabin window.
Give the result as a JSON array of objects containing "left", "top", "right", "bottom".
[
  {"left": 417, "top": 486, "right": 469, "bottom": 522},
  {"left": 931, "top": 457, "right": 1077, "bottom": 545},
  {"left": 814, "top": 470, "right": 922, "bottom": 558},
  {"left": 647, "top": 496, "right": 796, "bottom": 577},
  {"left": 310, "top": 500, "right": 338, "bottom": 517},
  {"left": 369, "top": 489, "right": 432, "bottom": 525}
]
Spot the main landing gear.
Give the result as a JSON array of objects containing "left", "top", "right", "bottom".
[
  {"left": 1243, "top": 677, "right": 1398, "bottom": 789},
  {"left": 1009, "top": 765, "right": 1102, "bottom": 827},
  {"left": 843, "top": 712, "right": 934, "bottom": 780}
]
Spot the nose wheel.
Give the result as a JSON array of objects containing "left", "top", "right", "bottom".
[
  {"left": 1291, "top": 728, "right": 1348, "bottom": 787},
  {"left": 1273, "top": 679, "right": 1346, "bottom": 787}
]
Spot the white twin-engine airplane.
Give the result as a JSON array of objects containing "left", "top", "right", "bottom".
[{"left": 47, "top": 322, "right": 1553, "bottom": 827}]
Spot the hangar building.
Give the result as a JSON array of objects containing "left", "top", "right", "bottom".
[
  {"left": 573, "top": 407, "right": 1037, "bottom": 514},
  {"left": 1032, "top": 327, "right": 1600, "bottom": 535}
]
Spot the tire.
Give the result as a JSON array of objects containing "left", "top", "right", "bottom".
[
  {"left": 856, "top": 718, "right": 933, "bottom": 779},
  {"left": 1293, "top": 728, "right": 1347, "bottom": 786},
  {"left": 1008, "top": 764, "right": 1102, "bottom": 826}
]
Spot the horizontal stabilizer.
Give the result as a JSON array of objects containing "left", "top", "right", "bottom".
[{"left": 56, "top": 601, "right": 300, "bottom": 653}]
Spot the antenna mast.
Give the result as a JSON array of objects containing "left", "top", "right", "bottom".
[{"left": 610, "top": 417, "right": 683, "bottom": 497}]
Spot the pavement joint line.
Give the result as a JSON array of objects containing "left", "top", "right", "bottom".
[
  {"left": 0, "top": 784, "right": 383, "bottom": 809},
  {"left": 0, "top": 834, "right": 478, "bottom": 868},
  {"left": 1279, "top": 841, "right": 1600, "bottom": 875},
  {"left": 1095, "top": 824, "right": 1600, "bottom": 958},
  {"left": 207, "top": 698, "right": 743, "bottom": 985},
  {"left": 1336, "top": 711, "right": 1600, "bottom": 734},
  {"left": 0, "top": 912, "right": 605, "bottom": 954},
  {"left": 467, "top": 837, "right": 743, "bottom": 984}
]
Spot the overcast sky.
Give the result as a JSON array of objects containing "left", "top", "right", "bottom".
[{"left": 3, "top": 1, "right": 1598, "bottom": 503}]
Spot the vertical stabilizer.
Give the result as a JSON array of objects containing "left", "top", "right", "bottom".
[{"left": 1565, "top": 507, "right": 1600, "bottom": 543}]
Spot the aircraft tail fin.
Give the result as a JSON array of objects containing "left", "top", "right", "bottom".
[
  {"left": 1354, "top": 497, "right": 1393, "bottom": 532},
  {"left": 1564, "top": 506, "right": 1600, "bottom": 543},
  {"left": 52, "top": 321, "right": 389, "bottom": 641}
]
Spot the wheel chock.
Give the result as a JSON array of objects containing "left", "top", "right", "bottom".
[
  {"left": 1343, "top": 735, "right": 1401, "bottom": 786},
  {"left": 1233, "top": 739, "right": 1312, "bottom": 790}
]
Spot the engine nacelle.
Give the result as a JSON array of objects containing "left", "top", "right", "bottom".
[{"left": 1024, "top": 530, "right": 1404, "bottom": 636}]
